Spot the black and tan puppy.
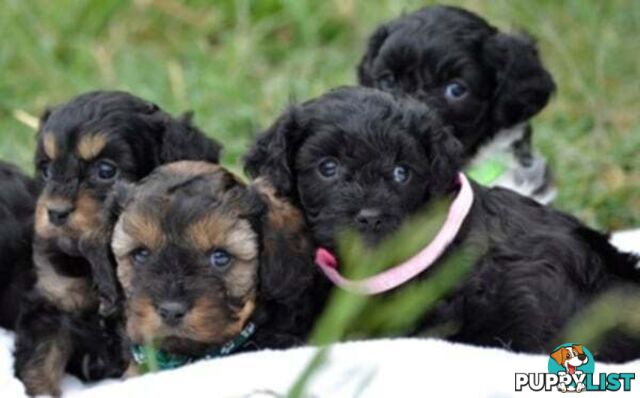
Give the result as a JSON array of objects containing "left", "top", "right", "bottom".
[
  {"left": 358, "top": 5, "right": 556, "bottom": 203},
  {"left": 0, "top": 161, "right": 39, "bottom": 330},
  {"left": 245, "top": 86, "right": 640, "bottom": 362},
  {"left": 14, "top": 91, "right": 222, "bottom": 396},
  {"left": 110, "top": 162, "right": 322, "bottom": 373}
]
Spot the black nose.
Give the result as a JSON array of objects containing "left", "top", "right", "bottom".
[
  {"left": 578, "top": 354, "right": 586, "bottom": 361},
  {"left": 157, "top": 301, "right": 188, "bottom": 325},
  {"left": 48, "top": 205, "right": 74, "bottom": 226},
  {"left": 355, "top": 208, "right": 383, "bottom": 231}
]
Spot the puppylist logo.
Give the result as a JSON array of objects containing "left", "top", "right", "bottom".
[{"left": 515, "top": 343, "right": 635, "bottom": 392}]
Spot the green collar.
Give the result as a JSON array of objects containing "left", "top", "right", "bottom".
[
  {"left": 467, "top": 156, "right": 508, "bottom": 185},
  {"left": 131, "top": 322, "right": 257, "bottom": 373}
]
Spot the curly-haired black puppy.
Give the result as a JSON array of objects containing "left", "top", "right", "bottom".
[
  {"left": 244, "top": 86, "right": 640, "bottom": 362},
  {"left": 110, "top": 161, "right": 322, "bottom": 373},
  {"left": 0, "top": 161, "right": 39, "bottom": 330},
  {"left": 14, "top": 91, "right": 222, "bottom": 396},
  {"left": 358, "top": 5, "right": 557, "bottom": 203}
]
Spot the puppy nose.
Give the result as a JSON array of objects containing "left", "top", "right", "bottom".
[
  {"left": 48, "top": 205, "right": 74, "bottom": 226},
  {"left": 157, "top": 301, "right": 188, "bottom": 325},
  {"left": 578, "top": 354, "right": 586, "bottom": 361},
  {"left": 355, "top": 208, "right": 383, "bottom": 231}
]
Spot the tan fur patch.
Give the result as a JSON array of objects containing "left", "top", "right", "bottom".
[
  {"left": 185, "top": 295, "right": 255, "bottom": 344},
  {"left": 35, "top": 192, "right": 103, "bottom": 239},
  {"left": 18, "top": 333, "right": 71, "bottom": 397},
  {"left": 255, "top": 177, "right": 306, "bottom": 232},
  {"left": 76, "top": 132, "right": 108, "bottom": 161},
  {"left": 254, "top": 177, "right": 312, "bottom": 259},
  {"left": 163, "top": 161, "right": 221, "bottom": 177},
  {"left": 43, "top": 132, "right": 58, "bottom": 160},
  {"left": 112, "top": 210, "right": 165, "bottom": 256},
  {"left": 71, "top": 191, "right": 102, "bottom": 237},
  {"left": 187, "top": 214, "right": 258, "bottom": 262},
  {"left": 34, "top": 196, "right": 56, "bottom": 239},
  {"left": 183, "top": 297, "right": 230, "bottom": 343},
  {"left": 115, "top": 256, "right": 134, "bottom": 296},
  {"left": 234, "top": 297, "right": 256, "bottom": 328},
  {"left": 126, "top": 296, "right": 163, "bottom": 344},
  {"left": 34, "top": 252, "right": 97, "bottom": 312},
  {"left": 225, "top": 259, "right": 258, "bottom": 298}
]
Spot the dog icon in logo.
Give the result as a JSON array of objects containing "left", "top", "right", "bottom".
[{"left": 550, "top": 344, "right": 589, "bottom": 392}]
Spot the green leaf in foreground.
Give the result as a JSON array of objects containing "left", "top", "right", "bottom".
[{"left": 289, "top": 195, "right": 481, "bottom": 397}]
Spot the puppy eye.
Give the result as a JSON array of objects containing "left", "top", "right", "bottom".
[
  {"left": 39, "top": 162, "right": 51, "bottom": 180},
  {"left": 131, "top": 248, "right": 150, "bottom": 266},
  {"left": 392, "top": 166, "right": 410, "bottom": 184},
  {"left": 96, "top": 160, "right": 118, "bottom": 181},
  {"left": 444, "top": 81, "right": 468, "bottom": 102},
  {"left": 210, "top": 249, "right": 232, "bottom": 269},
  {"left": 318, "top": 158, "right": 339, "bottom": 179},
  {"left": 377, "top": 73, "right": 395, "bottom": 90}
]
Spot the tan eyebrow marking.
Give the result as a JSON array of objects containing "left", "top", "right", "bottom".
[
  {"left": 187, "top": 213, "right": 258, "bottom": 261},
  {"left": 76, "top": 133, "right": 108, "bottom": 161},
  {"left": 43, "top": 132, "right": 58, "bottom": 160},
  {"left": 112, "top": 211, "right": 166, "bottom": 256}
]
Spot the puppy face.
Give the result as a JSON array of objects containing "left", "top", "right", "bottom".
[
  {"left": 34, "top": 91, "right": 221, "bottom": 255},
  {"left": 113, "top": 162, "right": 266, "bottom": 356},
  {"left": 550, "top": 345, "right": 588, "bottom": 373},
  {"left": 245, "top": 87, "right": 461, "bottom": 250},
  {"left": 357, "top": 5, "right": 555, "bottom": 157}
]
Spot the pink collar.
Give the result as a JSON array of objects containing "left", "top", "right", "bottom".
[{"left": 315, "top": 172, "right": 474, "bottom": 295}]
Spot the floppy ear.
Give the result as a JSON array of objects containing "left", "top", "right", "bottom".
[
  {"left": 246, "top": 181, "right": 323, "bottom": 346},
  {"left": 38, "top": 107, "right": 52, "bottom": 127},
  {"left": 357, "top": 24, "right": 390, "bottom": 86},
  {"left": 159, "top": 112, "right": 223, "bottom": 164},
  {"left": 483, "top": 32, "right": 556, "bottom": 128},
  {"left": 550, "top": 347, "right": 566, "bottom": 366},
  {"left": 252, "top": 179, "right": 316, "bottom": 303},
  {"left": 243, "top": 108, "right": 306, "bottom": 199},
  {"left": 410, "top": 103, "right": 464, "bottom": 193}
]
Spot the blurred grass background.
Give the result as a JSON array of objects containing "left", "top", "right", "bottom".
[{"left": 0, "top": 0, "right": 638, "bottom": 229}]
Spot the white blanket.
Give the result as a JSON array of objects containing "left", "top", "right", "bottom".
[{"left": 1, "top": 230, "right": 638, "bottom": 397}]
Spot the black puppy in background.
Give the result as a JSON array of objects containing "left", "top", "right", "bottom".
[
  {"left": 245, "top": 86, "right": 640, "bottom": 362},
  {"left": 358, "top": 5, "right": 556, "bottom": 203},
  {"left": 13, "top": 91, "right": 221, "bottom": 396},
  {"left": 0, "top": 162, "right": 39, "bottom": 330}
]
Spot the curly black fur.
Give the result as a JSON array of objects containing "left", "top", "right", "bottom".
[
  {"left": 245, "top": 86, "right": 462, "bottom": 248},
  {"left": 14, "top": 91, "right": 222, "bottom": 396},
  {"left": 357, "top": 5, "right": 556, "bottom": 160},
  {"left": 0, "top": 161, "right": 39, "bottom": 330},
  {"left": 244, "top": 86, "right": 640, "bottom": 362}
]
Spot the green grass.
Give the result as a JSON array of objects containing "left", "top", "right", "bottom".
[{"left": 0, "top": 0, "right": 638, "bottom": 229}]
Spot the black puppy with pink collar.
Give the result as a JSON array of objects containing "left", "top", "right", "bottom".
[{"left": 245, "top": 86, "right": 640, "bottom": 362}]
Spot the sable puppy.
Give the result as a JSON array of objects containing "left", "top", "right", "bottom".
[
  {"left": 14, "top": 91, "right": 222, "bottom": 396},
  {"left": 0, "top": 161, "right": 39, "bottom": 330},
  {"left": 111, "top": 162, "right": 322, "bottom": 372},
  {"left": 244, "top": 86, "right": 640, "bottom": 362},
  {"left": 358, "top": 5, "right": 556, "bottom": 203}
]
